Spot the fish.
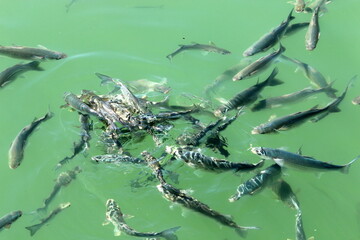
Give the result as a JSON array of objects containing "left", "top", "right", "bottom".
[
  {"left": 142, "top": 151, "right": 258, "bottom": 237},
  {"left": 272, "top": 179, "right": 300, "bottom": 210},
  {"left": 78, "top": 113, "right": 92, "bottom": 147},
  {"left": 127, "top": 77, "right": 171, "bottom": 94},
  {"left": 233, "top": 44, "right": 285, "bottom": 81},
  {"left": 55, "top": 138, "right": 87, "bottom": 169},
  {"left": 0, "top": 61, "right": 43, "bottom": 88},
  {"left": 104, "top": 199, "right": 180, "bottom": 239},
  {"left": 26, "top": 202, "right": 71, "bottom": 236},
  {"left": 250, "top": 147, "right": 360, "bottom": 173},
  {"left": 63, "top": 92, "right": 102, "bottom": 118},
  {"left": 280, "top": 55, "right": 337, "bottom": 98},
  {"left": 295, "top": 211, "right": 307, "bottom": 240},
  {"left": 229, "top": 164, "right": 282, "bottom": 202},
  {"left": 251, "top": 86, "right": 328, "bottom": 111},
  {"left": 0, "top": 210, "right": 22, "bottom": 231},
  {"left": 352, "top": 96, "right": 360, "bottom": 105},
  {"left": 166, "top": 42, "right": 231, "bottom": 60},
  {"left": 95, "top": 73, "right": 147, "bottom": 114},
  {"left": 214, "top": 68, "right": 282, "bottom": 117},
  {"left": 8, "top": 111, "right": 53, "bottom": 169},
  {"left": 305, "top": 3, "right": 321, "bottom": 51},
  {"left": 37, "top": 166, "right": 81, "bottom": 212},
  {"left": 91, "top": 154, "right": 146, "bottom": 165},
  {"left": 0, "top": 45, "right": 67, "bottom": 60},
  {"left": 165, "top": 146, "right": 264, "bottom": 172},
  {"left": 290, "top": 0, "right": 307, "bottom": 12},
  {"left": 243, "top": 10, "right": 294, "bottom": 56},
  {"left": 284, "top": 22, "right": 310, "bottom": 36}
]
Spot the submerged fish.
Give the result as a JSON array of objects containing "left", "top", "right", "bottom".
[
  {"left": 0, "top": 61, "right": 43, "bottom": 88},
  {"left": 233, "top": 44, "right": 285, "bottom": 81},
  {"left": 166, "top": 42, "right": 231, "bottom": 60},
  {"left": 229, "top": 164, "right": 282, "bottom": 202},
  {"left": 251, "top": 147, "right": 360, "bottom": 173},
  {"left": 0, "top": 210, "right": 22, "bottom": 231},
  {"left": 295, "top": 211, "right": 307, "bottom": 240},
  {"left": 280, "top": 55, "right": 337, "bottom": 98},
  {"left": 251, "top": 86, "right": 328, "bottom": 111},
  {"left": 8, "top": 112, "right": 53, "bottom": 169},
  {"left": 37, "top": 166, "right": 81, "bottom": 212},
  {"left": 166, "top": 146, "right": 264, "bottom": 172},
  {"left": 127, "top": 78, "right": 171, "bottom": 94},
  {"left": 214, "top": 68, "right": 282, "bottom": 116},
  {"left": 26, "top": 203, "right": 71, "bottom": 236},
  {"left": 290, "top": 0, "right": 307, "bottom": 12},
  {"left": 63, "top": 92, "right": 102, "bottom": 118},
  {"left": 0, "top": 45, "right": 67, "bottom": 60},
  {"left": 272, "top": 179, "right": 300, "bottom": 210},
  {"left": 104, "top": 199, "right": 180, "bottom": 239},
  {"left": 305, "top": 3, "right": 322, "bottom": 51},
  {"left": 352, "top": 96, "right": 360, "bottom": 105},
  {"left": 91, "top": 154, "right": 145, "bottom": 165},
  {"left": 243, "top": 10, "right": 294, "bottom": 56}
]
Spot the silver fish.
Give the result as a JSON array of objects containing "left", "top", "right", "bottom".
[
  {"left": 37, "top": 166, "right": 81, "bottom": 212},
  {"left": 26, "top": 203, "right": 71, "bottom": 236},
  {"left": 280, "top": 55, "right": 337, "bottom": 98},
  {"left": 243, "top": 10, "right": 294, "bottom": 56},
  {"left": 127, "top": 78, "right": 171, "bottom": 94},
  {"left": 0, "top": 61, "right": 43, "bottom": 88},
  {"left": 215, "top": 68, "right": 282, "bottom": 117},
  {"left": 229, "top": 164, "right": 282, "bottom": 202},
  {"left": 166, "top": 146, "right": 264, "bottom": 172},
  {"left": 295, "top": 211, "right": 307, "bottom": 240},
  {"left": 8, "top": 112, "right": 53, "bottom": 169},
  {"left": 251, "top": 86, "right": 328, "bottom": 111},
  {"left": 104, "top": 199, "right": 180, "bottom": 239},
  {"left": 305, "top": 2, "right": 323, "bottom": 51},
  {"left": 292, "top": 0, "right": 306, "bottom": 12},
  {"left": 166, "top": 42, "right": 231, "bottom": 60},
  {"left": 63, "top": 92, "right": 102, "bottom": 118},
  {"left": 91, "top": 154, "right": 145, "bottom": 165},
  {"left": 233, "top": 44, "right": 285, "bottom": 81},
  {"left": 251, "top": 147, "right": 360, "bottom": 173},
  {"left": 0, "top": 45, "right": 67, "bottom": 60},
  {"left": 352, "top": 96, "right": 360, "bottom": 105},
  {"left": 0, "top": 210, "right": 22, "bottom": 231}
]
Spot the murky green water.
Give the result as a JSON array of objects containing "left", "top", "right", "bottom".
[{"left": 1, "top": 0, "right": 360, "bottom": 239}]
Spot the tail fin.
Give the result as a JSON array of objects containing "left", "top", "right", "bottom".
[
  {"left": 160, "top": 226, "right": 181, "bottom": 240},
  {"left": 95, "top": 72, "right": 113, "bottom": 85},
  {"left": 287, "top": 9, "right": 295, "bottom": 21},
  {"left": 25, "top": 223, "right": 42, "bottom": 236},
  {"left": 28, "top": 61, "right": 44, "bottom": 71},
  {"left": 341, "top": 155, "right": 360, "bottom": 174},
  {"left": 235, "top": 226, "right": 259, "bottom": 238}
]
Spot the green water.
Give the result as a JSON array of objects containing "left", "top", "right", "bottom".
[{"left": 1, "top": 0, "right": 360, "bottom": 239}]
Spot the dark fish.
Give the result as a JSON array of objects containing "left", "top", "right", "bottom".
[
  {"left": 91, "top": 154, "right": 145, "bottom": 165},
  {"left": 0, "top": 211, "right": 22, "bottom": 231},
  {"left": 284, "top": 22, "right": 310, "bottom": 36},
  {"left": 305, "top": 3, "right": 322, "bottom": 51},
  {"left": 26, "top": 203, "right": 70, "bottom": 236},
  {"left": 229, "top": 164, "right": 282, "bottom": 202},
  {"left": 63, "top": 92, "right": 102, "bottom": 118},
  {"left": 272, "top": 179, "right": 300, "bottom": 210},
  {"left": 215, "top": 68, "right": 282, "bottom": 117},
  {"left": 0, "top": 45, "right": 67, "bottom": 60},
  {"left": 166, "top": 42, "right": 231, "bottom": 60},
  {"left": 166, "top": 146, "right": 264, "bottom": 172},
  {"left": 0, "top": 61, "right": 43, "bottom": 88},
  {"left": 104, "top": 199, "right": 180, "bottom": 239},
  {"left": 37, "top": 166, "right": 81, "bottom": 212},
  {"left": 251, "top": 147, "right": 360, "bottom": 173},
  {"left": 251, "top": 86, "right": 328, "bottom": 111},
  {"left": 142, "top": 151, "right": 258, "bottom": 237},
  {"left": 233, "top": 44, "right": 285, "bottom": 81},
  {"left": 8, "top": 112, "right": 53, "bottom": 169},
  {"left": 280, "top": 55, "right": 337, "bottom": 98},
  {"left": 55, "top": 138, "right": 87, "bottom": 169},
  {"left": 243, "top": 10, "right": 294, "bottom": 56}
]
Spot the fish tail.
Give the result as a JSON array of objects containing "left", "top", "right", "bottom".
[
  {"left": 159, "top": 226, "right": 181, "bottom": 240},
  {"left": 278, "top": 43, "right": 286, "bottom": 53},
  {"left": 251, "top": 100, "right": 267, "bottom": 112},
  {"left": 267, "top": 67, "right": 283, "bottom": 86},
  {"left": 95, "top": 72, "right": 113, "bottom": 85},
  {"left": 288, "top": 8, "right": 295, "bottom": 21},
  {"left": 341, "top": 155, "right": 360, "bottom": 174},
  {"left": 25, "top": 224, "right": 41, "bottom": 236},
  {"left": 235, "top": 226, "right": 259, "bottom": 238},
  {"left": 28, "top": 61, "right": 44, "bottom": 71}
]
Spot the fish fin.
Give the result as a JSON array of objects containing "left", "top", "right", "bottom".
[
  {"left": 297, "top": 146, "right": 303, "bottom": 155},
  {"left": 341, "top": 155, "right": 360, "bottom": 174},
  {"left": 251, "top": 100, "right": 266, "bottom": 112},
  {"left": 287, "top": 8, "right": 295, "bottom": 21},
  {"left": 159, "top": 226, "right": 181, "bottom": 240},
  {"left": 28, "top": 61, "right": 44, "bottom": 71},
  {"left": 5, "top": 224, "right": 11, "bottom": 229},
  {"left": 329, "top": 107, "right": 341, "bottom": 112},
  {"left": 25, "top": 224, "right": 41, "bottom": 236},
  {"left": 209, "top": 41, "right": 216, "bottom": 46},
  {"left": 235, "top": 226, "right": 259, "bottom": 238},
  {"left": 269, "top": 78, "right": 283, "bottom": 86},
  {"left": 273, "top": 158, "right": 285, "bottom": 167},
  {"left": 114, "top": 227, "right": 122, "bottom": 236},
  {"left": 215, "top": 97, "right": 228, "bottom": 104},
  {"left": 123, "top": 214, "right": 134, "bottom": 219},
  {"left": 95, "top": 72, "right": 114, "bottom": 85},
  {"left": 268, "top": 114, "right": 277, "bottom": 121},
  {"left": 37, "top": 44, "right": 49, "bottom": 49}
]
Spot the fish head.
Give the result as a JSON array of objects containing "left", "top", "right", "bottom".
[
  {"left": 251, "top": 147, "right": 266, "bottom": 157},
  {"left": 55, "top": 52, "right": 67, "bottom": 59},
  {"left": 251, "top": 127, "right": 261, "bottom": 135}
]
